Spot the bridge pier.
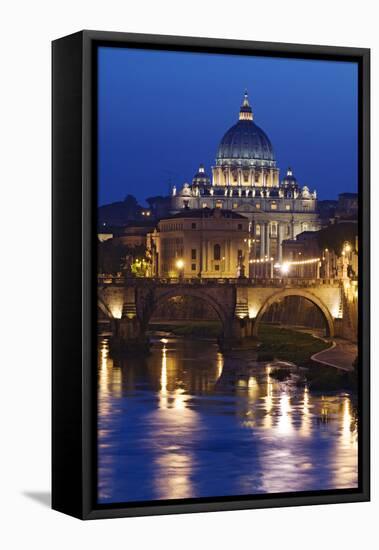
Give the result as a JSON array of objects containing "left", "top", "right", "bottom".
[
  {"left": 109, "top": 316, "right": 150, "bottom": 356},
  {"left": 231, "top": 317, "right": 254, "bottom": 340},
  {"left": 219, "top": 317, "right": 255, "bottom": 349}
]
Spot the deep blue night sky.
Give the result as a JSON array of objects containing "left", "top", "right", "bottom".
[{"left": 98, "top": 47, "right": 358, "bottom": 206}]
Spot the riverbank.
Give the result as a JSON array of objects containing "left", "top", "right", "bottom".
[
  {"left": 229, "top": 324, "right": 358, "bottom": 392},
  {"left": 256, "top": 324, "right": 329, "bottom": 365},
  {"left": 149, "top": 322, "right": 358, "bottom": 392},
  {"left": 311, "top": 338, "right": 357, "bottom": 371}
]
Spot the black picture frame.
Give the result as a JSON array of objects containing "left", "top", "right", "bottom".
[{"left": 52, "top": 30, "right": 370, "bottom": 520}]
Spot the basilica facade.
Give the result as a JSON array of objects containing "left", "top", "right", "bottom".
[
  {"left": 149, "top": 92, "right": 320, "bottom": 264},
  {"left": 149, "top": 208, "right": 250, "bottom": 279}
]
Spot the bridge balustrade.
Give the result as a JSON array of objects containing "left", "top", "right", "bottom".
[{"left": 97, "top": 274, "right": 342, "bottom": 288}]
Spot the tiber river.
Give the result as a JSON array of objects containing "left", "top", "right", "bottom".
[{"left": 98, "top": 335, "right": 358, "bottom": 504}]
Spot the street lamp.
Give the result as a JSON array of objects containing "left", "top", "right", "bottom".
[{"left": 175, "top": 258, "right": 184, "bottom": 279}]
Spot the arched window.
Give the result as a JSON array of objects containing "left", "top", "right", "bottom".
[{"left": 214, "top": 244, "right": 221, "bottom": 260}]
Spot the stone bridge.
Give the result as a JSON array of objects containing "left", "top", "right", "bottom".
[{"left": 98, "top": 276, "right": 349, "bottom": 350}]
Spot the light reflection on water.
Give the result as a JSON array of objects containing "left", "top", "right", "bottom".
[{"left": 98, "top": 336, "right": 358, "bottom": 504}]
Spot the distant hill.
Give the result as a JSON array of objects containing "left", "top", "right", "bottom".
[{"left": 98, "top": 195, "right": 146, "bottom": 226}]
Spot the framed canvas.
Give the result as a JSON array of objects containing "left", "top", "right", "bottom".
[{"left": 52, "top": 30, "right": 370, "bottom": 519}]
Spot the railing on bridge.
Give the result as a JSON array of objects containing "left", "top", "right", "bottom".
[{"left": 98, "top": 274, "right": 342, "bottom": 288}]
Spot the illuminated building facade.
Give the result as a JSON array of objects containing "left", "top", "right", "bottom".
[
  {"left": 149, "top": 208, "right": 250, "bottom": 278},
  {"left": 158, "top": 92, "right": 320, "bottom": 263}
]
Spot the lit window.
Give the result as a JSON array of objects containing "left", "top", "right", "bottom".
[
  {"left": 285, "top": 204, "right": 291, "bottom": 210},
  {"left": 233, "top": 203, "right": 238, "bottom": 208},
  {"left": 256, "top": 224, "right": 261, "bottom": 236},
  {"left": 270, "top": 223, "right": 277, "bottom": 236},
  {"left": 255, "top": 203, "right": 261, "bottom": 209},
  {"left": 271, "top": 202, "right": 277, "bottom": 210},
  {"left": 202, "top": 203, "right": 207, "bottom": 208}
]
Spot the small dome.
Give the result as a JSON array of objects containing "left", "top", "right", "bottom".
[
  {"left": 215, "top": 92, "right": 275, "bottom": 165},
  {"left": 282, "top": 167, "right": 298, "bottom": 186},
  {"left": 192, "top": 164, "right": 210, "bottom": 186}
]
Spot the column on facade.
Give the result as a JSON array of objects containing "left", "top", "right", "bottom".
[
  {"left": 214, "top": 168, "right": 219, "bottom": 186},
  {"left": 227, "top": 239, "right": 231, "bottom": 274},
  {"left": 202, "top": 240, "right": 208, "bottom": 273},
  {"left": 265, "top": 222, "right": 270, "bottom": 259},
  {"left": 260, "top": 222, "right": 265, "bottom": 258},
  {"left": 316, "top": 261, "right": 321, "bottom": 279},
  {"left": 278, "top": 222, "right": 283, "bottom": 262},
  {"left": 291, "top": 219, "right": 295, "bottom": 239}
]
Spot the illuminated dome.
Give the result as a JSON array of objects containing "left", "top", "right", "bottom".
[
  {"left": 282, "top": 167, "right": 298, "bottom": 186},
  {"left": 192, "top": 164, "right": 210, "bottom": 186},
  {"left": 215, "top": 91, "right": 275, "bottom": 166}
]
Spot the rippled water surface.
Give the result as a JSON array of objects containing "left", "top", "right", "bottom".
[{"left": 98, "top": 336, "right": 358, "bottom": 504}]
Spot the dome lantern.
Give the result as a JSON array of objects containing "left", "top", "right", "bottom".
[{"left": 239, "top": 90, "right": 253, "bottom": 121}]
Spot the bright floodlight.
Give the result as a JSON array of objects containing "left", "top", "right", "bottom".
[
  {"left": 281, "top": 263, "right": 290, "bottom": 275},
  {"left": 176, "top": 259, "right": 184, "bottom": 270}
]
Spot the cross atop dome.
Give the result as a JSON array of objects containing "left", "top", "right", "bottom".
[{"left": 239, "top": 90, "right": 253, "bottom": 121}]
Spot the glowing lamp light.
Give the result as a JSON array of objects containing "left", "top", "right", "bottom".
[
  {"left": 248, "top": 306, "right": 259, "bottom": 319},
  {"left": 175, "top": 259, "right": 184, "bottom": 270},
  {"left": 110, "top": 305, "right": 123, "bottom": 319},
  {"left": 281, "top": 263, "right": 290, "bottom": 275}
]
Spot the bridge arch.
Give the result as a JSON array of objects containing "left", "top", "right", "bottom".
[
  {"left": 252, "top": 288, "right": 334, "bottom": 338},
  {"left": 139, "top": 287, "right": 233, "bottom": 338}
]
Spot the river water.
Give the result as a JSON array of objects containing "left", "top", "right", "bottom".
[{"left": 98, "top": 335, "right": 358, "bottom": 504}]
